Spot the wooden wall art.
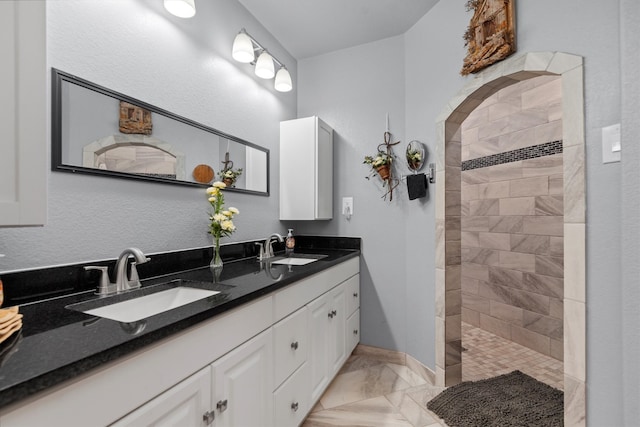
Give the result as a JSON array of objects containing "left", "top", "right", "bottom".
[
  {"left": 461, "top": 0, "right": 516, "bottom": 76},
  {"left": 119, "top": 101, "right": 152, "bottom": 135}
]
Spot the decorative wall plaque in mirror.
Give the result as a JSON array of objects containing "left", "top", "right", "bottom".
[{"left": 51, "top": 68, "right": 269, "bottom": 195}]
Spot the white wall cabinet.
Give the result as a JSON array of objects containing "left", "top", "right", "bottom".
[
  {"left": 0, "top": 258, "right": 359, "bottom": 427},
  {"left": 0, "top": 0, "right": 47, "bottom": 226},
  {"left": 280, "top": 116, "right": 333, "bottom": 220}
]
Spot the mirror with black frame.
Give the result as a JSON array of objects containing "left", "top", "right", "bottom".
[{"left": 51, "top": 68, "right": 269, "bottom": 195}]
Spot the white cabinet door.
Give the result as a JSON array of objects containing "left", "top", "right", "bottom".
[
  {"left": 111, "top": 367, "right": 211, "bottom": 427},
  {"left": 327, "top": 283, "right": 347, "bottom": 376},
  {"left": 0, "top": 0, "right": 46, "bottom": 226},
  {"left": 307, "top": 281, "right": 348, "bottom": 403},
  {"left": 279, "top": 116, "right": 333, "bottom": 220},
  {"left": 307, "top": 290, "right": 331, "bottom": 403},
  {"left": 212, "top": 329, "right": 274, "bottom": 427}
]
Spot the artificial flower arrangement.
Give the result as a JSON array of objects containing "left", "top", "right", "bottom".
[
  {"left": 218, "top": 168, "right": 243, "bottom": 186},
  {"left": 406, "top": 147, "right": 423, "bottom": 170},
  {"left": 363, "top": 151, "right": 393, "bottom": 180},
  {"left": 206, "top": 181, "right": 239, "bottom": 268}
]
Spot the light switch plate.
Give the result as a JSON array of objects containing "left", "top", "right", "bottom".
[
  {"left": 342, "top": 197, "right": 353, "bottom": 217},
  {"left": 602, "top": 123, "right": 621, "bottom": 163}
]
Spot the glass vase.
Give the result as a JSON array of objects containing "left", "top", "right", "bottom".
[{"left": 210, "top": 236, "right": 223, "bottom": 269}]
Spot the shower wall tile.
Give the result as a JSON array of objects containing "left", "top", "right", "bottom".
[
  {"left": 535, "top": 255, "right": 564, "bottom": 278},
  {"left": 511, "top": 234, "right": 550, "bottom": 255},
  {"left": 511, "top": 325, "right": 550, "bottom": 356},
  {"left": 478, "top": 232, "right": 511, "bottom": 251},
  {"left": 522, "top": 216, "right": 564, "bottom": 236},
  {"left": 535, "top": 195, "right": 564, "bottom": 216},
  {"left": 461, "top": 75, "right": 564, "bottom": 360},
  {"left": 499, "top": 197, "right": 535, "bottom": 215},
  {"left": 509, "top": 176, "right": 549, "bottom": 197},
  {"left": 550, "top": 338, "right": 563, "bottom": 361},
  {"left": 549, "top": 236, "right": 564, "bottom": 256},
  {"left": 523, "top": 311, "right": 563, "bottom": 340},
  {"left": 490, "top": 300, "right": 523, "bottom": 325},
  {"left": 479, "top": 313, "right": 511, "bottom": 339},
  {"left": 478, "top": 181, "right": 510, "bottom": 199}
]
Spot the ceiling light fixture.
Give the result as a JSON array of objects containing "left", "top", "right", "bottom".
[
  {"left": 164, "top": 0, "right": 196, "bottom": 18},
  {"left": 231, "top": 28, "right": 293, "bottom": 93}
]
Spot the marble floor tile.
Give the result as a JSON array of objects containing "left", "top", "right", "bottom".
[
  {"left": 319, "top": 364, "right": 411, "bottom": 409},
  {"left": 303, "top": 323, "right": 563, "bottom": 426},
  {"left": 303, "top": 396, "right": 414, "bottom": 427}
]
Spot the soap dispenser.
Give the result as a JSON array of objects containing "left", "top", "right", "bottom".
[{"left": 285, "top": 229, "right": 295, "bottom": 255}]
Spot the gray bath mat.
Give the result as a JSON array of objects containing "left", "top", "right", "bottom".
[{"left": 427, "top": 370, "right": 563, "bottom": 427}]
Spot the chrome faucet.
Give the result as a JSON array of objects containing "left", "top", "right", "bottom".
[
  {"left": 257, "top": 233, "right": 283, "bottom": 261},
  {"left": 114, "top": 248, "right": 150, "bottom": 293}
]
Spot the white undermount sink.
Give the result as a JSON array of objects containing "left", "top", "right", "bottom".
[
  {"left": 270, "top": 257, "right": 318, "bottom": 266},
  {"left": 269, "top": 253, "right": 328, "bottom": 266},
  {"left": 78, "top": 287, "right": 220, "bottom": 323}
]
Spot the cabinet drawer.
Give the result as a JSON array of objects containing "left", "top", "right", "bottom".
[
  {"left": 274, "top": 306, "right": 308, "bottom": 387},
  {"left": 273, "top": 363, "right": 310, "bottom": 427},
  {"left": 344, "top": 274, "right": 360, "bottom": 317},
  {"left": 346, "top": 308, "right": 360, "bottom": 354}
]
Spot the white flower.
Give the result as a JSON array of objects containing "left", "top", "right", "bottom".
[
  {"left": 213, "top": 213, "right": 226, "bottom": 222},
  {"left": 221, "top": 220, "right": 235, "bottom": 232},
  {"left": 222, "top": 210, "right": 232, "bottom": 217},
  {"left": 228, "top": 207, "right": 239, "bottom": 215},
  {"left": 206, "top": 187, "right": 217, "bottom": 195},
  {"left": 213, "top": 181, "right": 227, "bottom": 189},
  {"left": 208, "top": 196, "right": 216, "bottom": 203}
]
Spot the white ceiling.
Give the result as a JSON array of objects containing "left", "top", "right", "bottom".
[{"left": 237, "top": 0, "right": 440, "bottom": 59}]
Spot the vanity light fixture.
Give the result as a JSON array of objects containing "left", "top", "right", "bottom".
[
  {"left": 231, "top": 28, "right": 293, "bottom": 92},
  {"left": 164, "top": 0, "right": 196, "bottom": 18}
]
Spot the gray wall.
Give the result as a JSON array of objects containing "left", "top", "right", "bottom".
[
  {"left": 297, "top": 0, "right": 636, "bottom": 424},
  {"left": 0, "top": 0, "right": 297, "bottom": 271}
]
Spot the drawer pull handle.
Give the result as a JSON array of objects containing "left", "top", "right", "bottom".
[
  {"left": 217, "top": 399, "right": 228, "bottom": 413},
  {"left": 353, "top": 329, "right": 358, "bottom": 335},
  {"left": 353, "top": 292, "right": 358, "bottom": 297},
  {"left": 331, "top": 309, "right": 337, "bottom": 316},
  {"left": 328, "top": 311, "right": 333, "bottom": 319},
  {"left": 203, "top": 410, "right": 215, "bottom": 425},
  {"left": 291, "top": 341, "right": 299, "bottom": 350},
  {"left": 291, "top": 401, "right": 299, "bottom": 412}
]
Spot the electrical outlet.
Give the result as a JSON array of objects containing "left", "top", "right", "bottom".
[{"left": 342, "top": 197, "right": 353, "bottom": 217}]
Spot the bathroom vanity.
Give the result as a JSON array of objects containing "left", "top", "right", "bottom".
[{"left": 0, "top": 241, "right": 360, "bottom": 427}]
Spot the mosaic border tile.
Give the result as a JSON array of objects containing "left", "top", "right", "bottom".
[{"left": 462, "top": 140, "right": 563, "bottom": 171}]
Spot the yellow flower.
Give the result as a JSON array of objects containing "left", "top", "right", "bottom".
[
  {"left": 213, "top": 181, "right": 227, "bottom": 189},
  {"left": 206, "top": 187, "right": 217, "bottom": 195},
  {"left": 208, "top": 196, "right": 216, "bottom": 203},
  {"left": 222, "top": 210, "right": 232, "bottom": 217},
  {"left": 213, "top": 213, "right": 226, "bottom": 222},
  {"left": 228, "top": 207, "right": 239, "bottom": 215}
]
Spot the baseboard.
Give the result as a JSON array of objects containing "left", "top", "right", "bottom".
[{"left": 353, "top": 344, "right": 436, "bottom": 385}]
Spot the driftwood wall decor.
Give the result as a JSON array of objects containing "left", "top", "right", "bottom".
[
  {"left": 119, "top": 101, "right": 153, "bottom": 135},
  {"left": 461, "top": 0, "right": 516, "bottom": 76}
]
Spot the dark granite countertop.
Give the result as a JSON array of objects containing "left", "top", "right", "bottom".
[{"left": 0, "top": 237, "right": 360, "bottom": 411}]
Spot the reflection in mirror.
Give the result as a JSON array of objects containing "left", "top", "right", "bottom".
[{"left": 52, "top": 68, "right": 269, "bottom": 195}]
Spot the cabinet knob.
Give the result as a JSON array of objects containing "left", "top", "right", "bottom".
[
  {"left": 217, "top": 399, "right": 228, "bottom": 413},
  {"left": 332, "top": 309, "right": 337, "bottom": 316},
  {"left": 203, "top": 410, "right": 215, "bottom": 425},
  {"left": 328, "top": 311, "right": 333, "bottom": 319},
  {"left": 353, "top": 329, "right": 358, "bottom": 335},
  {"left": 291, "top": 401, "right": 299, "bottom": 412},
  {"left": 353, "top": 292, "right": 358, "bottom": 297},
  {"left": 291, "top": 341, "right": 299, "bottom": 350}
]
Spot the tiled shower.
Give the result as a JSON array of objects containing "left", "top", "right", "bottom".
[{"left": 460, "top": 75, "right": 564, "bottom": 363}]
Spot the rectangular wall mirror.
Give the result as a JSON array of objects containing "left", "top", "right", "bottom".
[{"left": 51, "top": 68, "right": 269, "bottom": 195}]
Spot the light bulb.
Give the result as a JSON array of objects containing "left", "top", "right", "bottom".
[
  {"left": 254, "top": 51, "right": 275, "bottom": 79},
  {"left": 232, "top": 31, "right": 255, "bottom": 63},
  {"left": 164, "top": 0, "right": 196, "bottom": 18},
  {"left": 274, "top": 67, "right": 292, "bottom": 92}
]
